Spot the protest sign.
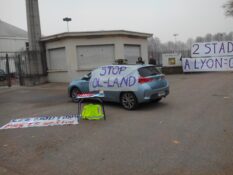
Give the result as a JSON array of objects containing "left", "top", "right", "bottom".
[
  {"left": 0, "top": 115, "right": 79, "bottom": 130},
  {"left": 191, "top": 41, "right": 233, "bottom": 58},
  {"left": 89, "top": 65, "right": 139, "bottom": 91},
  {"left": 182, "top": 57, "right": 233, "bottom": 72}
]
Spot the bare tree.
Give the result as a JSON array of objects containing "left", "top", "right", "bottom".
[
  {"left": 223, "top": 0, "right": 233, "bottom": 16},
  {"left": 147, "top": 31, "right": 232, "bottom": 63},
  {"left": 225, "top": 32, "right": 233, "bottom": 40},
  {"left": 195, "top": 36, "right": 204, "bottom": 42},
  {"left": 213, "top": 33, "right": 225, "bottom": 41},
  {"left": 148, "top": 37, "right": 156, "bottom": 59},
  {"left": 148, "top": 37, "right": 161, "bottom": 58},
  {"left": 186, "top": 38, "right": 194, "bottom": 50},
  {"left": 163, "top": 41, "right": 175, "bottom": 52},
  {"left": 204, "top": 33, "right": 212, "bottom": 42},
  {"left": 148, "top": 37, "right": 162, "bottom": 64}
]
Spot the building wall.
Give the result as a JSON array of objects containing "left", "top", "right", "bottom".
[
  {"left": 162, "top": 53, "right": 182, "bottom": 67},
  {"left": 44, "top": 36, "right": 149, "bottom": 82},
  {"left": 0, "top": 37, "right": 27, "bottom": 52}
]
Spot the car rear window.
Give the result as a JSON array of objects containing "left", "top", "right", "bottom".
[{"left": 138, "top": 66, "right": 161, "bottom": 77}]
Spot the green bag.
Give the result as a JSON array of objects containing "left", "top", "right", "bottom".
[{"left": 81, "top": 104, "right": 104, "bottom": 120}]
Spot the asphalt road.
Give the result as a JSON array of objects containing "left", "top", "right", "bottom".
[{"left": 0, "top": 73, "right": 233, "bottom": 175}]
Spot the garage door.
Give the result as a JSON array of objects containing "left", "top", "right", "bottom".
[
  {"left": 48, "top": 47, "right": 67, "bottom": 70},
  {"left": 124, "top": 45, "right": 141, "bottom": 64},
  {"left": 77, "top": 45, "right": 114, "bottom": 70}
]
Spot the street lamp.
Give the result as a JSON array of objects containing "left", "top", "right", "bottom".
[
  {"left": 173, "top": 33, "right": 178, "bottom": 42},
  {"left": 63, "top": 17, "right": 72, "bottom": 32},
  {"left": 173, "top": 33, "right": 178, "bottom": 53}
]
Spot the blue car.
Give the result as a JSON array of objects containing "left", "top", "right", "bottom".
[{"left": 68, "top": 65, "right": 169, "bottom": 110}]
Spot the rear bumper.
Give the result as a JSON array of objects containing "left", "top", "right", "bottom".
[{"left": 136, "top": 86, "right": 169, "bottom": 103}]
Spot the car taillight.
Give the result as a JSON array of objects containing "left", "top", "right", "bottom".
[{"left": 138, "top": 77, "right": 154, "bottom": 84}]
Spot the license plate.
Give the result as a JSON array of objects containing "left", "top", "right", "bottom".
[{"left": 158, "top": 91, "right": 165, "bottom": 96}]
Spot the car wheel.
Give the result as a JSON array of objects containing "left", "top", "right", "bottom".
[
  {"left": 120, "top": 92, "right": 138, "bottom": 110},
  {"left": 71, "top": 87, "right": 81, "bottom": 102}
]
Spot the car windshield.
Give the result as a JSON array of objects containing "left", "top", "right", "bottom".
[{"left": 138, "top": 66, "right": 161, "bottom": 77}]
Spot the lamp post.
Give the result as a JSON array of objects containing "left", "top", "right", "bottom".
[
  {"left": 63, "top": 17, "right": 72, "bottom": 32},
  {"left": 173, "top": 33, "right": 178, "bottom": 53}
]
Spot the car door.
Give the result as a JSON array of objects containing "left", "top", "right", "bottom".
[{"left": 103, "top": 91, "right": 120, "bottom": 102}]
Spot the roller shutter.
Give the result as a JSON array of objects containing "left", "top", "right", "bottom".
[
  {"left": 77, "top": 45, "right": 114, "bottom": 70},
  {"left": 124, "top": 45, "right": 141, "bottom": 64}
]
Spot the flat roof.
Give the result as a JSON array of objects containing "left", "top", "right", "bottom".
[{"left": 41, "top": 30, "right": 153, "bottom": 42}]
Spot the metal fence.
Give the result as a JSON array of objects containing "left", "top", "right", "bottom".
[{"left": 0, "top": 51, "right": 47, "bottom": 87}]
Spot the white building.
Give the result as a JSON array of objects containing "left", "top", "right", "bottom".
[
  {"left": 0, "top": 20, "right": 28, "bottom": 52},
  {"left": 0, "top": 20, "right": 28, "bottom": 73},
  {"left": 41, "top": 30, "right": 152, "bottom": 82},
  {"left": 162, "top": 53, "right": 182, "bottom": 67}
]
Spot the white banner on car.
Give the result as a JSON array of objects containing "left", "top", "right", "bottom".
[
  {"left": 89, "top": 65, "right": 139, "bottom": 91},
  {"left": 191, "top": 41, "right": 233, "bottom": 58},
  {"left": 0, "top": 115, "right": 79, "bottom": 130},
  {"left": 182, "top": 57, "right": 233, "bottom": 72}
]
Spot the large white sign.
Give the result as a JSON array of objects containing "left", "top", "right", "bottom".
[
  {"left": 191, "top": 41, "right": 233, "bottom": 58},
  {"left": 182, "top": 57, "right": 233, "bottom": 72},
  {"left": 89, "top": 65, "right": 139, "bottom": 91},
  {"left": 0, "top": 115, "right": 79, "bottom": 130}
]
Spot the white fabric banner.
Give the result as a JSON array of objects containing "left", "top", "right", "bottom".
[
  {"left": 191, "top": 41, "right": 233, "bottom": 58},
  {"left": 89, "top": 65, "right": 139, "bottom": 91},
  {"left": 182, "top": 57, "right": 233, "bottom": 72},
  {"left": 0, "top": 115, "right": 79, "bottom": 130}
]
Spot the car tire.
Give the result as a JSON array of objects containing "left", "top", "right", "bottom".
[
  {"left": 71, "top": 87, "right": 81, "bottom": 102},
  {"left": 120, "top": 92, "right": 138, "bottom": 110}
]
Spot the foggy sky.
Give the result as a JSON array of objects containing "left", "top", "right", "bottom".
[{"left": 0, "top": 0, "right": 232, "bottom": 42}]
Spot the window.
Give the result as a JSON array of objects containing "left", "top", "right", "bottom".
[{"left": 138, "top": 66, "right": 161, "bottom": 77}]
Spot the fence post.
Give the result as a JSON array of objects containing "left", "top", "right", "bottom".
[
  {"left": 6, "top": 54, "right": 11, "bottom": 87},
  {"left": 18, "top": 54, "right": 24, "bottom": 86}
]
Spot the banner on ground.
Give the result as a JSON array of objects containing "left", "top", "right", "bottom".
[
  {"left": 0, "top": 115, "right": 79, "bottom": 130},
  {"left": 76, "top": 93, "right": 104, "bottom": 99},
  {"left": 89, "top": 65, "right": 139, "bottom": 91},
  {"left": 191, "top": 41, "right": 233, "bottom": 58},
  {"left": 182, "top": 57, "right": 233, "bottom": 72}
]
